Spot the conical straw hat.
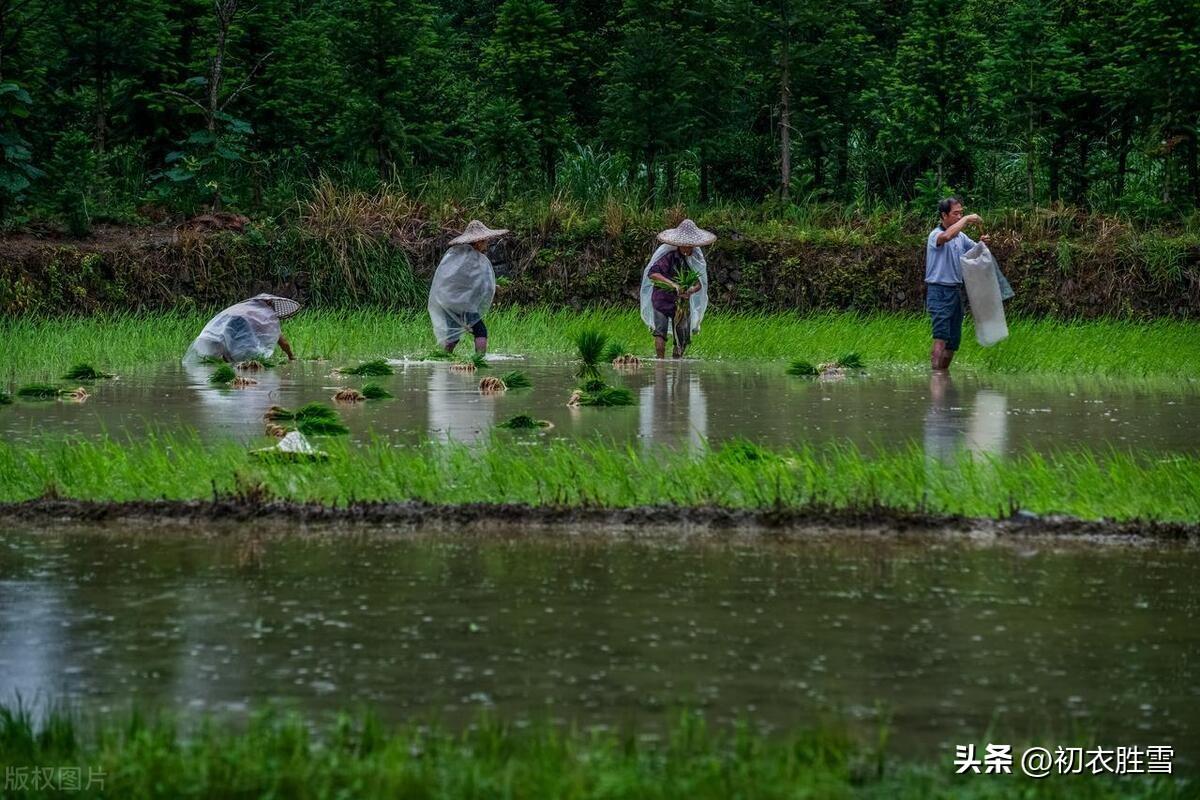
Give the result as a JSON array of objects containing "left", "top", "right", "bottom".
[
  {"left": 449, "top": 220, "right": 510, "bottom": 245},
  {"left": 657, "top": 219, "right": 716, "bottom": 247},
  {"left": 252, "top": 293, "right": 302, "bottom": 320}
]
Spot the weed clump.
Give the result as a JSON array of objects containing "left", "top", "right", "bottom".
[
  {"left": 209, "top": 364, "right": 237, "bottom": 385},
  {"left": 500, "top": 371, "right": 531, "bottom": 389},
  {"left": 63, "top": 363, "right": 113, "bottom": 381},
  {"left": 339, "top": 359, "right": 394, "bottom": 376},
  {"left": 361, "top": 383, "right": 392, "bottom": 400},
  {"left": 498, "top": 414, "right": 553, "bottom": 429}
]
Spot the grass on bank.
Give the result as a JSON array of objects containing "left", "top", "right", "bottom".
[
  {"left": 1, "top": 435, "right": 1199, "bottom": 524},
  {"left": 4, "top": 309, "right": 1200, "bottom": 380},
  {"left": 0, "top": 705, "right": 1187, "bottom": 800}
]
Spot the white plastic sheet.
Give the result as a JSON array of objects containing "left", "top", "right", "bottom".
[
  {"left": 183, "top": 295, "right": 289, "bottom": 363},
  {"left": 960, "top": 243, "right": 1009, "bottom": 347},
  {"left": 639, "top": 244, "right": 710, "bottom": 334},
  {"left": 428, "top": 245, "right": 496, "bottom": 346}
]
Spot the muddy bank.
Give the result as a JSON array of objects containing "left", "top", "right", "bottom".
[
  {"left": 3, "top": 497, "right": 1197, "bottom": 542},
  {"left": 2, "top": 220, "right": 1197, "bottom": 318}
]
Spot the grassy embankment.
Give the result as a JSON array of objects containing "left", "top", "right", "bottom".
[
  {"left": 1, "top": 435, "right": 1198, "bottom": 523},
  {"left": 4, "top": 308, "right": 1200, "bottom": 379},
  {"left": 0, "top": 704, "right": 1189, "bottom": 799}
]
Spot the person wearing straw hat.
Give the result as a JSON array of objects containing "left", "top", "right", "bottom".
[
  {"left": 183, "top": 293, "right": 301, "bottom": 363},
  {"left": 429, "top": 220, "right": 509, "bottom": 355},
  {"left": 640, "top": 219, "right": 714, "bottom": 359}
]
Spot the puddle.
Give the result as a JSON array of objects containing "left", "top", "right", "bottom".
[
  {"left": 2, "top": 359, "right": 1198, "bottom": 458},
  {"left": 0, "top": 523, "right": 1196, "bottom": 764}
]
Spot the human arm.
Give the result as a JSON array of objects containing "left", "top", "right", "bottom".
[
  {"left": 277, "top": 334, "right": 295, "bottom": 361},
  {"left": 936, "top": 214, "right": 982, "bottom": 245}
]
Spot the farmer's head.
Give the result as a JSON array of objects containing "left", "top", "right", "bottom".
[
  {"left": 678, "top": 245, "right": 695, "bottom": 256},
  {"left": 938, "top": 197, "right": 963, "bottom": 227},
  {"left": 471, "top": 239, "right": 489, "bottom": 253}
]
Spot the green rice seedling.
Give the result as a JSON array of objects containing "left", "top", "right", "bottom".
[
  {"left": 500, "top": 371, "right": 531, "bottom": 389},
  {"left": 580, "top": 378, "right": 607, "bottom": 392},
  {"left": 297, "top": 417, "right": 350, "bottom": 436},
  {"left": 361, "top": 383, "right": 392, "bottom": 400},
  {"left": 62, "top": 363, "right": 114, "bottom": 380},
  {"left": 199, "top": 355, "right": 228, "bottom": 365},
  {"left": 498, "top": 414, "right": 552, "bottom": 429},
  {"left": 422, "top": 348, "right": 454, "bottom": 361},
  {"left": 209, "top": 363, "right": 237, "bottom": 384},
  {"left": 265, "top": 402, "right": 341, "bottom": 422},
  {"left": 836, "top": 352, "right": 865, "bottom": 369},
  {"left": 575, "top": 328, "right": 608, "bottom": 380},
  {"left": 600, "top": 340, "right": 627, "bottom": 363},
  {"left": 786, "top": 360, "right": 819, "bottom": 377},
  {"left": 0, "top": 390, "right": 11, "bottom": 405},
  {"left": 468, "top": 352, "right": 489, "bottom": 369},
  {"left": 579, "top": 386, "right": 635, "bottom": 407},
  {"left": 16, "top": 383, "right": 62, "bottom": 399},
  {"left": 338, "top": 359, "right": 394, "bottom": 376}
]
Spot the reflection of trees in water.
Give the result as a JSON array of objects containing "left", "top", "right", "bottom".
[
  {"left": 427, "top": 367, "right": 496, "bottom": 445},
  {"left": 638, "top": 364, "right": 708, "bottom": 454},
  {"left": 923, "top": 376, "right": 1009, "bottom": 464}
]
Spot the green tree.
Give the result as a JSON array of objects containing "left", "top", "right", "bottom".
[{"left": 0, "top": 80, "right": 39, "bottom": 221}]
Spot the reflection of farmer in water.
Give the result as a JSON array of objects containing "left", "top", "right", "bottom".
[
  {"left": 428, "top": 220, "right": 508, "bottom": 356},
  {"left": 641, "top": 219, "right": 713, "bottom": 360},
  {"left": 183, "top": 294, "right": 300, "bottom": 363}
]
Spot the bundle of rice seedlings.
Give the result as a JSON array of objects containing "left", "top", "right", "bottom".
[
  {"left": 580, "top": 378, "right": 607, "bottom": 393},
  {"left": 786, "top": 360, "right": 819, "bottom": 377},
  {"left": 231, "top": 376, "right": 257, "bottom": 388},
  {"left": 479, "top": 376, "right": 507, "bottom": 394},
  {"left": 333, "top": 387, "right": 366, "bottom": 403},
  {"left": 499, "top": 370, "right": 531, "bottom": 389},
  {"left": 575, "top": 329, "right": 608, "bottom": 380},
  {"left": 468, "top": 353, "right": 489, "bottom": 369},
  {"left": 297, "top": 417, "right": 350, "bottom": 436},
  {"left": 612, "top": 354, "right": 642, "bottom": 368},
  {"left": 600, "top": 340, "right": 627, "bottom": 364},
  {"left": 235, "top": 360, "right": 267, "bottom": 371},
  {"left": 498, "top": 414, "right": 553, "bottom": 429},
  {"left": 63, "top": 363, "right": 114, "bottom": 381},
  {"left": 361, "top": 383, "right": 392, "bottom": 399},
  {"left": 338, "top": 359, "right": 394, "bottom": 376},
  {"left": 580, "top": 386, "right": 635, "bottom": 407},
  {"left": 422, "top": 349, "right": 454, "bottom": 361},
  {"left": 264, "top": 423, "right": 289, "bottom": 438},
  {"left": 16, "top": 383, "right": 62, "bottom": 399},
  {"left": 199, "top": 355, "right": 228, "bottom": 366},
  {"left": 209, "top": 364, "right": 237, "bottom": 384},
  {"left": 449, "top": 361, "right": 476, "bottom": 374},
  {"left": 62, "top": 387, "right": 90, "bottom": 402},
  {"left": 265, "top": 402, "right": 341, "bottom": 423},
  {"left": 836, "top": 352, "right": 865, "bottom": 369}
]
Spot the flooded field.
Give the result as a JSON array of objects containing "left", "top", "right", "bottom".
[
  {"left": 3, "top": 358, "right": 1198, "bottom": 458},
  {"left": 1, "top": 523, "right": 1197, "bottom": 764}
]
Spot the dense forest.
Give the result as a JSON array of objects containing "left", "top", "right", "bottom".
[{"left": 0, "top": 0, "right": 1198, "bottom": 229}]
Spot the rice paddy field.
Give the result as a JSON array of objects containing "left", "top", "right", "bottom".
[{"left": 2, "top": 307, "right": 1200, "bottom": 794}]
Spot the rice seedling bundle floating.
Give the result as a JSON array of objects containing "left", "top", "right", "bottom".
[
  {"left": 62, "top": 363, "right": 114, "bottom": 380},
  {"left": 333, "top": 387, "right": 366, "bottom": 403},
  {"left": 479, "top": 376, "right": 507, "bottom": 394},
  {"left": 568, "top": 386, "right": 635, "bottom": 407},
  {"left": 574, "top": 329, "right": 608, "bottom": 380},
  {"left": 265, "top": 402, "right": 340, "bottom": 422},
  {"left": 338, "top": 359, "right": 394, "bottom": 376},
  {"left": 580, "top": 378, "right": 608, "bottom": 392},
  {"left": 199, "top": 355, "right": 228, "bottom": 366},
  {"left": 235, "top": 359, "right": 275, "bottom": 371},
  {"left": 498, "top": 414, "right": 554, "bottom": 429},
  {"left": 786, "top": 360, "right": 819, "bottom": 377},
  {"left": 16, "top": 383, "right": 63, "bottom": 399},
  {"left": 209, "top": 364, "right": 237, "bottom": 384},
  {"left": 230, "top": 376, "right": 257, "bottom": 388},
  {"left": 297, "top": 417, "right": 350, "bottom": 437},
  {"left": 449, "top": 361, "right": 476, "bottom": 374},
  {"left": 837, "top": 352, "right": 865, "bottom": 369},
  {"left": 361, "top": 383, "right": 392, "bottom": 400},
  {"left": 612, "top": 353, "right": 642, "bottom": 368},
  {"left": 600, "top": 340, "right": 627, "bottom": 364},
  {"left": 499, "top": 371, "right": 531, "bottom": 389}
]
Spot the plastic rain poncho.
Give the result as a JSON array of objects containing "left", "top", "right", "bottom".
[
  {"left": 428, "top": 245, "right": 496, "bottom": 346},
  {"left": 183, "top": 294, "right": 290, "bottom": 363},
  {"left": 640, "top": 244, "right": 710, "bottom": 334}
]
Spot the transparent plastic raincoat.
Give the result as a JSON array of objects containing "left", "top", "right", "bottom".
[
  {"left": 639, "top": 244, "right": 710, "bottom": 334},
  {"left": 183, "top": 294, "right": 295, "bottom": 363},
  {"left": 428, "top": 245, "right": 496, "bottom": 346}
]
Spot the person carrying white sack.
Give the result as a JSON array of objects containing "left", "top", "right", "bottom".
[
  {"left": 640, "top": 219, "right": 714, "bottom": 359},
  {"left": 428, "top": 220, "right": 508, "bottom": 355},
  {"left": 183, "top": 293, "right": 300, "bottom": 364}
]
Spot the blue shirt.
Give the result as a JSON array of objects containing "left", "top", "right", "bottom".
[{"left": 925, "top": 226, "right": 976, "bottom": 285}]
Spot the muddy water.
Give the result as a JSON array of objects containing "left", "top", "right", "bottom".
[
  {"left": 2, "top": 359, "right": 1198, "bottom": 457},
  {"left": 1, "top": 523, "right": 1197, "bottom": 764}
]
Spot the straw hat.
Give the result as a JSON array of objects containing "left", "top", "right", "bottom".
[
  {"left": 449, "top": 220, "right": 510, "bottom": 245},
  {"left": 251, "top": 293, "right": 302, "bottom": 320},
  {"left": 657, "top": 219, "right": 716, "bottom": 247}
]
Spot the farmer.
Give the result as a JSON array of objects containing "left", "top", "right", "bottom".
[
  {"left": 640, "top": 219, "right": 713, "bottom": 359},
  {"left": 926, "top": 197, "right": 989, "bottom": 372},
  {"left": 428, "top": 220, "right": 508, "bottom": 355},
  {"left": 183, "top": 293, "right": 300, "bottom": 363}
]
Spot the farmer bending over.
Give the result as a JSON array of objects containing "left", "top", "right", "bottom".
[
  {"left": 926, "top": 197, "right": 989, "bottom": 372},
  {"left": 640, "top": 219, "right": 714, "bottom": 359},
  {"left": 429, "top": 220, "right": 508, "bottom": 355},
  {"left": 183, "top": 294, "right": 300, "bottom": 363}
]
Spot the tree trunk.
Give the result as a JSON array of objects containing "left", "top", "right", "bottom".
[
  {"left": 1189, "top": 132, "right": 1199, "bottom": 207},
  {"left": 699, "top": 144, "right": 709, "bottom": 203},
  {"left": 779, "top": 37, "right": 791, "bottom": 201},
  {"left": 1116, "top": 122, "right": 1130, "bottom": 199}
]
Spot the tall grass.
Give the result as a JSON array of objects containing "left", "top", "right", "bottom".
[
  {"left": 1, "top": 704, "right": 1185, "bottom": 800},
  {"left": 4, "top": 309, "right": 1200, "bottom": 380},
  {"left": 2, "top": 435, "right": 1199, "bottom": 523}
]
